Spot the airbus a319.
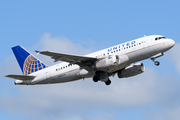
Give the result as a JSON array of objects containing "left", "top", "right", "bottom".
[{"left": 5, "top": 35, "right": 175, "bottom": 85}]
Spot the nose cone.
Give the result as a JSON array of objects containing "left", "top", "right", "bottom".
[{"left": 169, "top": 40, "right": 175, "bottom": 48}]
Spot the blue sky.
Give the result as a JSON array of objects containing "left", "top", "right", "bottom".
[{"left": 1, "top": 0, "right": 180, "bottom": 120}]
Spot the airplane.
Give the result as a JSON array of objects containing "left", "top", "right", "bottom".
[{"left": 5, "top": 35, "right": 175, "bottom": 85}]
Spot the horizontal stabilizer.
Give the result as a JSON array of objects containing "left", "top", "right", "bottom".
[{"left": 5, "top": 74, "right": 36, "bottom": 80}]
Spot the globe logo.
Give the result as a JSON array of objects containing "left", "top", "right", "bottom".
[{"left": 23, "top": 55, "right": 47, "bottom": 75}]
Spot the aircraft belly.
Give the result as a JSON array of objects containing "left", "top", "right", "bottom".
[
  {"left": 51, "top": 68, "right": 83, "bottom": 83},
  {"left": 133, "top": 43, "right": 166, "bottom": 62},
  {"left": 138, "top": 48, "right": 151, "bottom": 59},
  {"left": 147, "top": 43, "right": 167, "bottom": 57},
  {"left": 53, "top": 73, "right": 72, "bottom": 83},
  {"left": 70, "top": 69, "right": 81, "bottom": 80},
  {"left": 156, "top": 43, "right": 170, "bottom": 53},
  {"left": 127, "top": 51, "right": 140, "bottom": 63},
  {"left": 127, "top": 46, "right": 156, "bottom": 63}
]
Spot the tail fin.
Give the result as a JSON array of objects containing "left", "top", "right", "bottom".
[{"left": 12, "top": 45, "right": 47, "bottom": 75}]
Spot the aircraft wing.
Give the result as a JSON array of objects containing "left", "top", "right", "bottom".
[
  {"left": 36, "top": 51, "right": 97, "bottom": 70},
  {"left": 5, "top": 75, "right": 36, "bottom": 80}
]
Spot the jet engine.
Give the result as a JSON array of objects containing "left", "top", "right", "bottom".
[
  {"left": 117, "top": 63, "right": 145, "bottom": 78},
  {"left": 95, "top": 55, "right": 129, "bottom": 70}
]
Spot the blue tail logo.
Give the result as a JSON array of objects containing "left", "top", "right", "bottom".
[{"left": 12, "top": 45, "right": 47, "bottom": 75}]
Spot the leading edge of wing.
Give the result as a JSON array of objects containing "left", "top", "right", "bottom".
[
  {"left": 36, "top": 51, "right": 97, "bottom": 63},
  {"left": 5, "top": 74, "right": 36, "bottom": 80}
]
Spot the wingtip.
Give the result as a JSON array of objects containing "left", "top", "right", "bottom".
[
  {"left": 35, "top": 50, "right": 40, "bottom": 55},
  {"left": 35, "top": 50, "right": 40, "bottom": 53},
  {"left": 5, "top": 75, "right": 14, "bottom": 79},
  {"left": 5, "top": 75, "right": 11, "bottom": 77},
  {"left": 5, "top": 75, "right": 8, "bottom": 78}
]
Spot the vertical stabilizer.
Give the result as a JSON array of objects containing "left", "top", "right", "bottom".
[{"left": 12, "top": 45, "right": 47, "bottom": 75}]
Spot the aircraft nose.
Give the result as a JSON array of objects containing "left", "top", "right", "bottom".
[{"left": 169, "top": 39, "right": 175, "bottom": 48}]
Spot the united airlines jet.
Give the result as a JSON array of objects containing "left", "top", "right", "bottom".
[{"left": 5, "top": 35, "right": 175, "bottom": 85}]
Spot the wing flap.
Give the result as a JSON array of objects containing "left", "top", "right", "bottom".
[{"left": 5, "top": 74, "right": 36, "bottom": 80}]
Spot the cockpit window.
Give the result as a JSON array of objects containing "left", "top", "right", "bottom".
[{"left": 155, "top": 37, "right": 166, "bottom": 40}]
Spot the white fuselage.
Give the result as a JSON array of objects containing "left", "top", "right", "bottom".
[{"left": 15, "top": 35, "right": 175, "bottom": 85}]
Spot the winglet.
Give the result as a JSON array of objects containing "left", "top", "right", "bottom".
[{"left": 35, "top": 50, "right": 40, "bottom": 55}]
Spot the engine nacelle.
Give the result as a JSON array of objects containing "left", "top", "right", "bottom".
[
  {"left": 118, "top": 63, "right": 145, "bottom": 78},
  {"left": 95, "top": 55, "right": 129, "bottom": 70}
]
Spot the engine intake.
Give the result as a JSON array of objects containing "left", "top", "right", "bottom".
[{"left": 118, "top": 63, "right": 145, "bottom": 78}]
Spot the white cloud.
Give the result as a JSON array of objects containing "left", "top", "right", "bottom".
[{"left": 147, "top": 106, "right": 180, "bottom": 120}]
